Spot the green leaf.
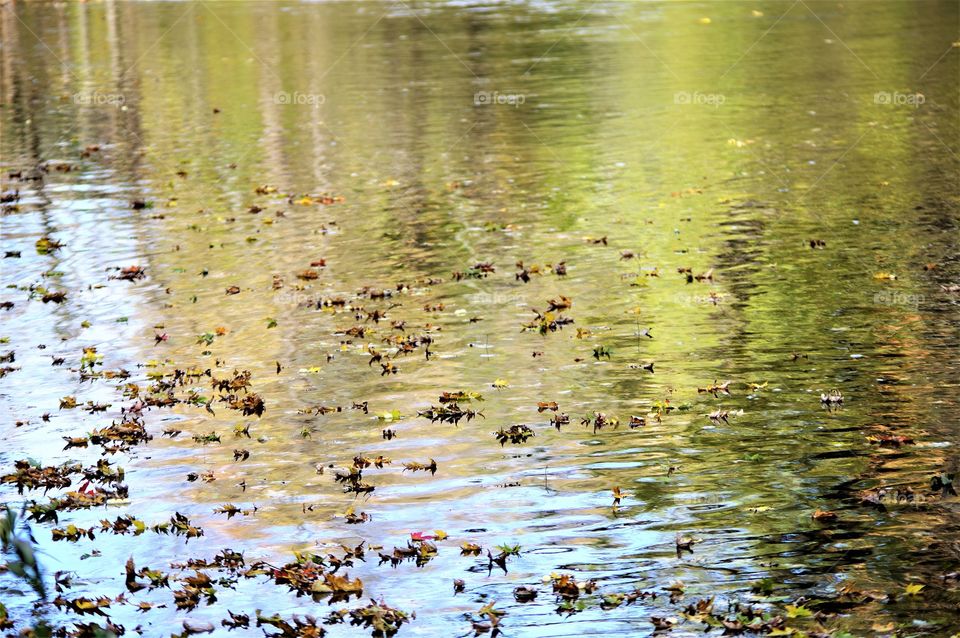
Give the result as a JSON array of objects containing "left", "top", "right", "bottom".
[
  {"left": 7, "top": 561, "right": 25, "bottom": 577},
  {"left": 751, "top": 578, "right": 775, "bottom": 595}
]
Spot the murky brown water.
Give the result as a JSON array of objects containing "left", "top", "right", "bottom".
[{"left": 2, "top": 1, "right": 959, "bottom": 636}]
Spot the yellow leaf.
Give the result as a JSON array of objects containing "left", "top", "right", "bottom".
[
  {"left": 785, "top": 604, "right": 812, "bottom": 618},
  {"left": 904, "top": 583, "right": 925, "bottom": 595}
]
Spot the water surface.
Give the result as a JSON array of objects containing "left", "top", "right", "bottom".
[{"left": 1, "top": 1, "right": 959, "bottom": 636}]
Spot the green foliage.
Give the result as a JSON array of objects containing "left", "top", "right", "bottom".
[{"left": 0, "top": 505, "right": 46, "bottom": 599}]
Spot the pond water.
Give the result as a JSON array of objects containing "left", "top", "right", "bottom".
[{"left": 1, "top": 1, "right": 959, "bottom": 636}]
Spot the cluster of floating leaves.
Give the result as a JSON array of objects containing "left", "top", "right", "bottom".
[
  {"left": 416, "top": 403, "right": 483, "bottom": 425},
  {"left": 494, "top": 424, "right": 534, "bottom": 446},
  {"left": 260, "top": 545, "right": 366, "bottom": 603},
  {"left": 377, "top": 540, "right": 437, "bottom": 569},
  {"left": 1, "top": 460, "right": 122, "bottom": 494}
]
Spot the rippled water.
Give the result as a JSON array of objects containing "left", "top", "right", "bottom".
[{"left": 2, "top": 1, "right": 959, "bottom": 636}]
